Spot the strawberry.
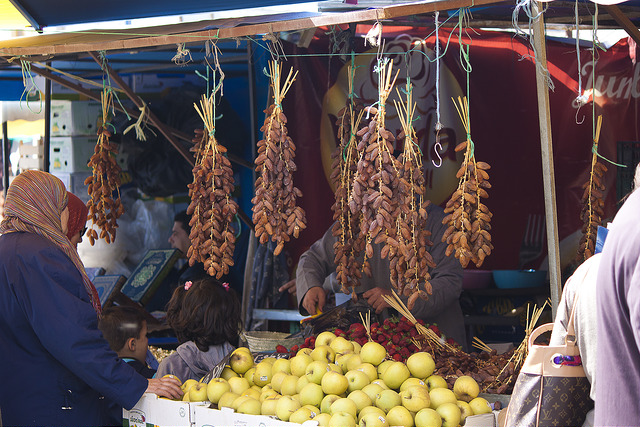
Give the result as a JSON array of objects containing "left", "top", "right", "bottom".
[
  {"left": 392, "top": 353, "right": 403, "bottom": 361},
  {"left": 290, "top": 345, "right": 299, "bottom": 354},
  {"left": 391, "top": 335, "right": 401, "bottom": 345},
  {"left": 304, "top": 336, "right": 312, "bottom": 346},
  {"left": 334, "top": 328, "right": 346, "bottom": 337},
  {"left": 276, "top": 345, "right": 288, "bottom": 353},
  {"left": 429, "top": 325, "right": 441, "bottom": 337},
  {"left": 356, "top": 337, "right": 368, "bottom": 346},
  {"left": 417, "top": 319, "right": 426, "bottom": 326}
]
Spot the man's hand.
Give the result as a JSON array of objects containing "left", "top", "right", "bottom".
[
  {"left": 145, "top": 377, "right": 183, "bottom": 400},
  {"left": 302, "top": 286, "right": 327, "bottom": 315},
  {"left": 279, "top": 279, "right": 297, "bottom": 295},
  {"left": 362, "top": 287, "right": 392, "bottom": 314}
]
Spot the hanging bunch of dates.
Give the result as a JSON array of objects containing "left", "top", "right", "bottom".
[
  {"left": 186, "top": 94, "right": 239, "bottom": 278},
  {"left": 331, "top": 64, "right": 367, "bottom": 293},
  {"left": 349, "top": 60, "right": 401, "bottom": 294},
  {"left": 577, "top": 115, "right": 607, "bottom": 261},
  {"left": 391, "top": 84, "right": 435, "bottom": 310},
  {"left": 442, "top": 97, "right": 493, "bottom": 268},
  {"left": 252, "top": 60, "right": 306, "bottom": 256},
  {"left": 86, "top": 89, "right": 124, "bottom": 245}
]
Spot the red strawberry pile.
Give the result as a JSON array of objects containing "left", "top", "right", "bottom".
[{"left": 274, "top": 316, "right": 459, "bottom": 362}]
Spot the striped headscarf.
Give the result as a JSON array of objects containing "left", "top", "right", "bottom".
[{"left": 0, "top": 170, "right": 101, "bottom": 314}]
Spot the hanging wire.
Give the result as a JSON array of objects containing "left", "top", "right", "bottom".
[{"left": 18, "top": 59, "right": 43, "bottom": 114}]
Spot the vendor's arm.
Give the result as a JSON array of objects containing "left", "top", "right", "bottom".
[
  {"left": 402, "top": 204, "right": 463, "bottom": 319},
  {"left": 16, "top": 244, "right": 181, "bottom": 408},
  {"left": 296, "top": 227, "right": 338, "bottom": 315}
]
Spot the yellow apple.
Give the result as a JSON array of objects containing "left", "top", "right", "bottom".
[
  {"left": 316, "top": 331, "right": 337, "bottom": 347},
  {"left": 291, "top": 353, "right": 314, "bottom": 377},
  {"left": 271, "top": 371, "right": 288, "bottom": 393},
  {"left": 346, "top": 355, "right": 363, "bottom": 372},
  {"left": 260, "top": 388, "right": 279, "bottom": 402},
  {"left": 330, "top": 336, "right": 355, "bottom": 356},
  {"left": 306, "top": 360, "right": 330, "bottom": 384},
  {"left": 207, "top": 377, "right": 230, "bottom": 404},
  {"left": 188, "top": 382, "right": 208, "bottom": 402},
  {"left": 327, "top": 363, "right": 343, "bottom": 374},
  {"left": 237, "top": 396, "right": 261, "bottom": 415},
  {"left": 336, "top": 353, "right": 355, "bottom": 373},
  {"left": 352, "top": 341, "right": 362, "bottom": 354},
  {"left": 243, "top": 367, "right": 256, "bottom": 386},
  {"left": 162, "top": 374, "right": 182, "bottom": 386},
  {"left": 371, "top": 379, "right": 389, "bottom": 390},
  {"left": 321, "top": 394, "right": 342, "bottom": 413},
  {"left": 229, "top": 348, "right": 254, "bottom": 374},
  {"left": 386, "top": 405, "right": 414, "bottom": 427},
  {"left": 414, "top": 408, "right": 442, "bottom": 427},
  {"left": 271, "top": 358, "right": 291, "bottom": 375},
  {"left": 218, "top": 391, "right": 240, "bottom": 409},
  {"left": 228, "top": 376, "right": 250, "bottom": 395},
  {"left": 346, "top": 369, "right": 371, "bottom": 392},
  {"left": 221, "top": 366, "right": 239, "bottom": 380},
  {"left": 180, "top": 379, "right": 198, "bottom": 394},
  {"left": 400, "top": 378, "right": 427, "bottom": 393},
  {"left": 297, "top": 374, "right": 311, "bottom": 393},
  {"left": 375, "top": 389, "right": 401, "bottom": 413},
  {"left": 300, "top": 382, "right": 325, "bottom": 407},
  {"left": 262, "top": 356, "right": 277, "bottom": 365},
  {"left": 425, "top": 375, "right": 448, "bottom": 391},
  {"left": 377, "top": 360, "right": 393, "bottom": 378},
  {"left": 291, "top": 406, "right": 316, "bottom": 423},
  {"left": 315, "top": 412, "right": 332, "bottom": 426},
  {"left": 252, "top": 361, "right": 273, "bottom": 387},
  {"left": 358, "top": 406, "right": 386, "bottom": 422},
  {"left": 469, "top": 396, "right": 492, "bottom": 415},
  {"left": 381, "top": 361, "right": 410, "bottom": 390},
  {"left": 436, "top": 402, "right": 461, "bottom": 427},
  {"left": 360, "top": 342, "right": 387, "bottom": 366},
  {"left": 280, "top": 374, "right": 299, "bottom": 396},
  {"left": 261, "top": 395, "right": 280, "bottom": 416},
  {"left": 453, "top": 376, "right": 480, "bottom": 403},
  {"left": 330, "top": 397, "right": 358, "bottom": 418},
  {"left": 406, "top": 352, "right": 435, "bottom": 380},
  {"left": 298, "top": 347, "right": 313, "bottom": 356},
  {"left": 429, "top": 388, "right": 457, "bottom": 409},
  {"left": 356, "top": 363, "right": 378, "bottom": 382},
  {"left": 348, "top": 390, "right": 373, "bottom": 412},
  {"left": 359, "top": 411, "right": 389, "bottom": 427},
  {"left": 321, "top": 371, "right": 349, "bottom": 395},
  {"left": 400, "top": 385, "right": 431, "bottom": 412},
  {"left": 329, "top": 411, "right": 356, "bottom": 427},
  {"left": 312, "top": 345, "right": 337, "bottom": 363},
  {"left": 276, "top": 395, "right": 302, "bottom": 421},
  {"left": 362, "top": 383, "right": 384, "bottom": 402},
  {"left": 241, "top": 387, "right": 261, "bottom": 400},
  {"left": 456, "top": 400, "right": 473, "bottom": 423}
]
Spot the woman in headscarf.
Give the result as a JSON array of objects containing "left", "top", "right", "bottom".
[
  {"left": 0, "top": 170, "right": 182, "bottom": 426},
  {"left": 66, "top": 191, "right": 89, "bottom": 248}
]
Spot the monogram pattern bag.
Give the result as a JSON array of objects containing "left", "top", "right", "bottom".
[{"left": 504, "top": 303, "right": 593, "bottom": 427}]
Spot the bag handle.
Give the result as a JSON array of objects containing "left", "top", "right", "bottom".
[
  {"left": 528, "top": 323, "right": 554, "bottom": 350},
  {"left": 565, "top": 292, "right": 580, "bottom": 346}
]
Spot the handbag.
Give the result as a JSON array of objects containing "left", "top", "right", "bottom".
[{"left": 503, "top": 300, "right": 593, "bottom": 427}]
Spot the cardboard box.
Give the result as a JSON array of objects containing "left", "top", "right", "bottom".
[
  {"left": 52, "top": 171, "right": 92, "bottom": 203},
  {"left": 197, "top": 407, "right": 319, "bottom": 427},
  {"left": 50, "top": 136, "right": 97, "bottom": 173},
  {"left": 51, "top": 100, "right": 103, "bottom": 136},
  {"left": 123, "top": 393, "right": 196, "bottom": 427}
]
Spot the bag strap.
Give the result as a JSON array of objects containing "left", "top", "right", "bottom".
[
  {"left": 528, "top": 323, "right": 554, "bottom": 350},
  {"left": 565, "top": 292, "right": 580, "bottom": 346}
]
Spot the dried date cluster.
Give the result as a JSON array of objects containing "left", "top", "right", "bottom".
[
  {"left": 187, "top": 96, "right": 238, "bottom": 279},
  {"left": 391, "top": 87, "right": 435, "bottom": 310},
  {"left": 331, "top": 92, "right": 366, "bottom": 292},
  {"left": 86, "top": 90, "right": 123, "bottom": 245},
  {"left": 578, "top": 117, "right": 607, "bottom": 261},
  {"left": 252, "top": 61, "right": 306, "bottom": 256},
  {"left": 442, "top": 97, "right": 493, "bottom": 268}
]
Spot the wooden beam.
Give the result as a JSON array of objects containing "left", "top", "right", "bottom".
[
  {"left": 531, "top": 0, "right": 562, "bottom": 317},
  {"left": 0, "top": 0, "right": 505, "bottom": 56},
  {"left": 88, "top": 51, "right": 195, "bottom": 166},
  {"left": 604, "top": 4, "right": 640, "bottom": 46}
]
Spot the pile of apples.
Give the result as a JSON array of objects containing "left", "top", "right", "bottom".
[
  {"left": 179, "top": 331, "right": 493, "bottom": 427},
  {"left": 277, "top": 317, "right": 459, "bottom": 363}
]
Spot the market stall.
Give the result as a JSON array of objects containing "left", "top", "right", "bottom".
[{"left": 1, "top": 1, "right": 638, "bottom": 426}]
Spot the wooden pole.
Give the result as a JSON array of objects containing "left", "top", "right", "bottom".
[{"left": 531, "top": 0, "right": 562, "bottom": 317}]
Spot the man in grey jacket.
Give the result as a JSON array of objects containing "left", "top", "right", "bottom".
[{"left": 283, "top": 203, "right": 466, "bottom": 349}]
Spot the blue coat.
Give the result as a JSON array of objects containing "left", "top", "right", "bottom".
[{"left": 0, "top": 232, "right": 148, "bottom": 426}]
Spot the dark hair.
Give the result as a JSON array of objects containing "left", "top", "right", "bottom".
[
  {"left": 174, "top": 210, "right": 191, "bottom": 233},
  {"left": 166, "top": 278, "right": 242, "bottom": 351},
  {"left": 99, "top": 306, "right": 147, "bottom": 352}
]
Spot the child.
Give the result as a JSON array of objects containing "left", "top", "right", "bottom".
[
  {"left": 156, "top": 278, "right": 241, "bottom": 382},
  {"left": 99, "top": 306, "right": 156, "bottom": 378}
]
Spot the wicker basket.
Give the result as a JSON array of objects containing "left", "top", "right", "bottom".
[{"left": 242, "top": 331, "right": 304, "bottom": 353}]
